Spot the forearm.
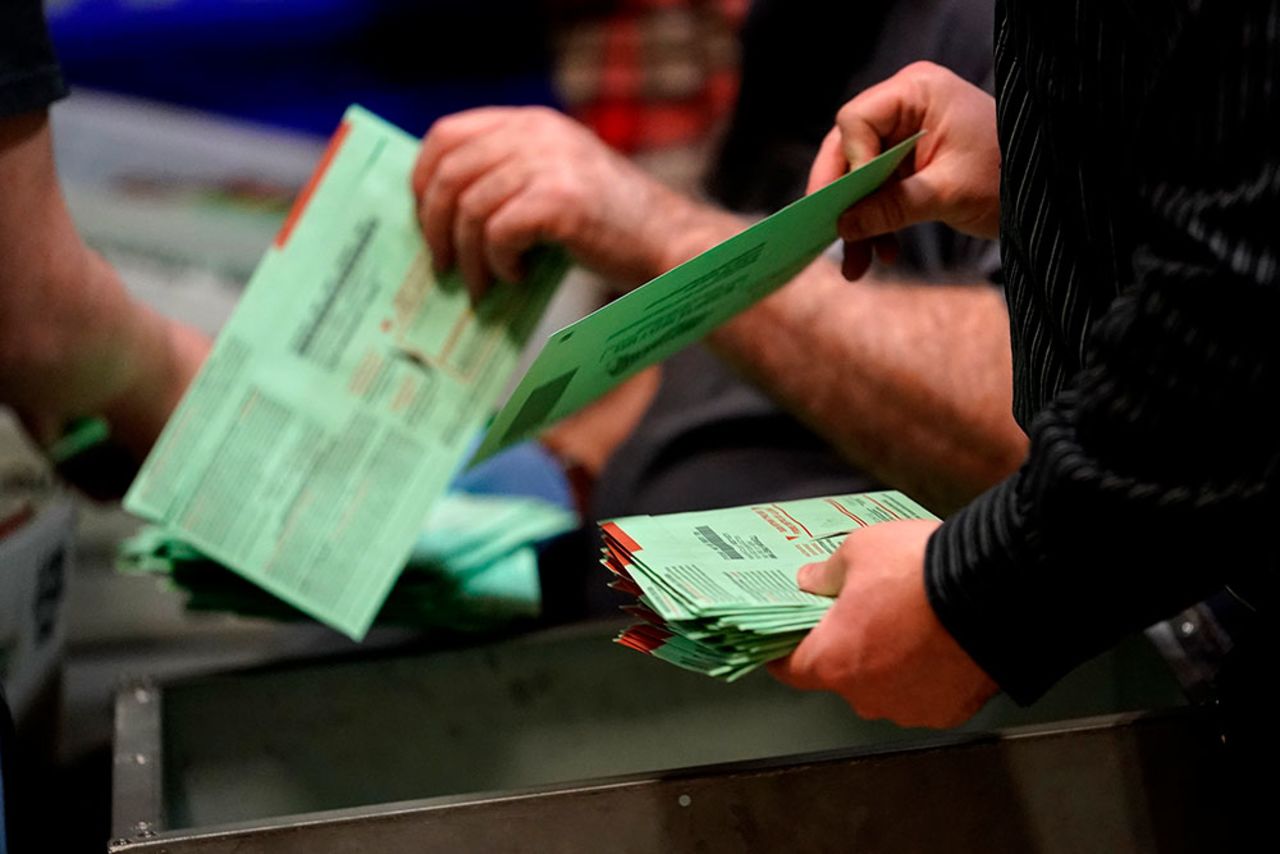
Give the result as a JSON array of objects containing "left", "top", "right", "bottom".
[
  {"left": 642, "top": 201, "right": 1025, "bottom": 514},
  {"left": 0, "top": 111, "right": 208, "bottom": 458},
  {"left": 86, "top": 253, "right": 209, "bottom": 459},
  {"left": 712, "top": 266, "right": 1024, "bottom": 513},
  {"left": 1, "top": 249, "right": 199, "bottom": 452}
]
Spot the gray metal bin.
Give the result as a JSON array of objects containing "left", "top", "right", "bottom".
[{"left": 111, "top": 620, "right": 1212, "bottom": 853}]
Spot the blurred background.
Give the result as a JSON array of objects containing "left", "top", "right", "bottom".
[{"left": 2, "top": 1, "right": 745, "bottom": 849}]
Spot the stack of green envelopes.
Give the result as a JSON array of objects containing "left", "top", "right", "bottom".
[
  {"left": 120, "top": 492, "right": 576, "bottom": 632},
  {"left": 601, "top": 491, "right": 938, "bottom": 680}
]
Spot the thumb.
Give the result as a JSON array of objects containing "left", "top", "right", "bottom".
[
  {"left": 806, "top": 126, "right": 852, "bottom": 194},
  {"left": 836, "top": 173, "right": 938, "bottom": 242},
  {"left": 796, "top": 555, "right": 846, "bottom": 597}
]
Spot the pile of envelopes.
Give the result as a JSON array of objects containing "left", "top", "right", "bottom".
[
  {"left": 600, "top": 491, "right": 937, "bottom": 680},
  {"left": 120, "top": 492, "right": 575, "bottom": 632}
]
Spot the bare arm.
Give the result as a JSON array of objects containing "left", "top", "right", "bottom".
[
  {"left": 635, "top": 208, "right": 1024, "bottom": 513},
  {"left": 709, "top": 264, "right": 1024, "bottom": 514},
  {"left": 0, "top": 111, "right": 207, "bottom": 460}
]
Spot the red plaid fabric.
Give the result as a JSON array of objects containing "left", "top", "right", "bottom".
[{"left": 554, "top": 0, "right": 747, "bottom": 154}]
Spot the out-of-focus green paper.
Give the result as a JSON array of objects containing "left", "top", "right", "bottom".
[
  {"left": 473, "top": 133, "right": 921, "bottom": 462},
  {"left": 124, "top": 106, "right": 567, "bottom": 639},
  {"left": 118, "top": 491, "right": 576, "bottom": 630},
  {"left": 409, "top": 491, "right": 578, "bottom": 576},
  {"left": 603, "top": 491, "right": 938, "bottom": 680}
]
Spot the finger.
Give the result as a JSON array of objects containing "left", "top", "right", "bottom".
[
  {"left": 412, "top": 108, "right": 512, "bottom": 198},
  {"left": 836, "top": 173, "right": 938, "bottom": 243},
  {"left": 812, "top": 63, "right": 932, "bottom": 194},
  {"left": 833, "top": 95, "right": 889, "bottom": 171},
  {"left": 418, "top": 135, "right": 519, "bottom": 274},
  {"left": 806, "top": 126, "right": 849, "bottom": 194},
  {"left": 841, "top": 240, "right": 873, "bottom": 282},
  {"left": 481, "top": 186, "right": 560, "bottom": 285},
  {"left": 836, "top": 66, "right": 933, "bottom": 158},
  {"left": 453, "top": 162, "right": 531, "bottom": 301},
  {"left": 872, "top": 234, "right": 900, "bottom": 267},
  {"left": 796, "top": 556, "right": 846, "bottom": 597}
]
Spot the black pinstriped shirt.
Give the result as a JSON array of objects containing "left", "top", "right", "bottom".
[{"left": 925, "top": 0, "right": 1279, "bottom": 703}]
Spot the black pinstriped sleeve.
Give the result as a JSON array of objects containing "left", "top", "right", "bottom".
[
  {"left": 924, "top": 1, "right": 1280, "bottom": 704},
  {"left": 0, "top": 0, "right": 67, "bottom": 119}
]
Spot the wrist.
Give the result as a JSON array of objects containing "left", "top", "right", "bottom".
[
  {"left": 101, "top": 308, "right": 208, "bottom": 460},
  {"left": 638, "top": 188, "right": 743, "bottom": 286}
]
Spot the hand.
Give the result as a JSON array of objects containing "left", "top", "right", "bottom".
[
  {"left": 768, "top": 519, "right": 999, "bottom": 728},
  {"left": 807, "top": 61, "right": 1002, "bottom": 281},
  {"left": 412, "top": 106, "right": 739, "bottom": 301}
]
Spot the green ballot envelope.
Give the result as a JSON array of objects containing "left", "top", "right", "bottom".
[
  {"left": 471, "top": 132, "right": 922, "bottom": 462},
  {"left": 602, "top": 491, "right": 938, "bottom": 680},
  {"left": 125, "top": 106, "right": 568, "bottom": 639},
  {"left": 125, "top": 102, "right": 917, "bottom": 640}
]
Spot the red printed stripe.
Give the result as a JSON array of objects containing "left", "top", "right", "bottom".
[
  {"left": 621, "top": 604, "right": 666, "bottom": 626},
  {"left": 601, "top": 521, "right": 642, "bottom": 553},
  {"left": 623, "top": 624, "right": 671, "bottom": 651},
  {"left": 617, "top": 625, "right": 670, "bottom": 653},
  {"left": 604, "top": 558, "right": 636, "bottom": 583},
  {"left": 773, "top": 506, "right": 815, "bottom": 538},
  {"left": 825, "top": 498, "right": 868, "bottom": 528},
  {"left": 274, "top": 119, "right": 352, "bottom": 249},
  {"left": 609, "top": 578, "right": 644, "bottom": 597}
]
